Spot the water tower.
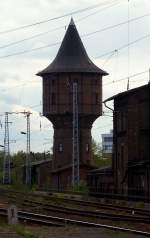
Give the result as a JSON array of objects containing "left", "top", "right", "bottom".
[{"left": 37, "top": 19, "right": 108, "bottom": 190}]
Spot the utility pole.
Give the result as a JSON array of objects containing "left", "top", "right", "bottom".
[
  {"left": 15, "top": 111, "right": 32, "bottom": 185},
  {"left": 3, "top": 112, "right": 11, "bottom": 184},
  {"left": 26, "top": 112, "right": 31, "bottom": 185},
  {"left": 72, "top": 82, "right": 80, "bottom": 187}
]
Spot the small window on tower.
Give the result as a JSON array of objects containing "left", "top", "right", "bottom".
[
  {"left": 52, "top": 79, "right": 55, "bottom": 85},
  {"left": 59, "top": 143, "right": 63, "bottom": 152},
  {"left": 95, "top": 93, "right": 99, "bottom": 104},
  {"left": 51, "top": 93, "right": 56, "bottom": 105},
  {"left": 86, "top": 143, "right": 89, "bottom": 153}
]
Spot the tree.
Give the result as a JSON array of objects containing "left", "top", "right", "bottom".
[
  {"left": 92, "top": 139, "right": 102, "bottom": 160},
  {"left": 92, "top": 139, "right": 111, "bottom": 168}
]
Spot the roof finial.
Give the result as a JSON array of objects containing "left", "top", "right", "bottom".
[{"left": 70, "top": 17, "right": 75, "bottom": 25}]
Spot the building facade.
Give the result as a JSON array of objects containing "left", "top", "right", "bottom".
[
  {"left": 105, "top": 83, "right": 150, "bottom": 197},
  {"left": 88, "top": 83, "right": 150, "bottom": 200},
  {"left": 102, "top": 130, "right": 113, "bottom": 158},
  {"left": 37, "top": 18, "right": 107, "bottom": 190}
]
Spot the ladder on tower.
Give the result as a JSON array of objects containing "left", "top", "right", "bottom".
[
  {"left": 72, "top": 82, "right": 80, "bottom": 187},
  {"left": 3, "top": 112, "right": 11, "bottom": 184}
]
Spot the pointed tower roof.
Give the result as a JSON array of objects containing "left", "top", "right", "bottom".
[{"left": 37, "top": 18, "right": 108, "bottom": 76}]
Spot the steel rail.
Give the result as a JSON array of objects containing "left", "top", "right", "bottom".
[
  {"left": 0, "top": 187, "right": 150, "bottom": 217},
  {"left": 4, "top": 208, "right": 150, "bottom": 237},
  {"left": 0, "top": 207, "right": 150, "bottom": 236},
  {"left": 23, "top": 199, "right": 150, "bottom": 223}
]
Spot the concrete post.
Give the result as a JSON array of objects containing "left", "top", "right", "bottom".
[{"left": 8, "top": 205, "right": 18, "bottom": 225}]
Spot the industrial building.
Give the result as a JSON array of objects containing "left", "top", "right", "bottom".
[
  {"left": 101, "top": 130, "right": 113, "bottom": 158},
  {"left": 37, "top": 18, "right": 107, "bottom": 190},
  {"left": 89, "top": 83, "right": 150, "bottom": 199}
]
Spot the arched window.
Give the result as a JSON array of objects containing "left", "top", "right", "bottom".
[
  {"left": 86, "top": 143, "right": 89, "bottom": 153},
  {"left": 58, "top": 143, "right": 63, "bottom": 152}
]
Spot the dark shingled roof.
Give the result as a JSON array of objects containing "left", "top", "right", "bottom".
[{"left": 37, "top": 18, "right": 108, "bottom": 76}]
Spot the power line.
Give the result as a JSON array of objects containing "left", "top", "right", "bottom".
[
  {"left": 0, "top": 0, "right": 119, "bottom": 35},
  {"left": 0, "top": 27, "right": 65, "bottom": 50},
  {"left": 0, "top": 10, "right": 150, "bottom": 52},
  {"left": 82, "top": 12, "right": 150, "bottom": 38},
  {"left": 103, "top": 69, "right": 149, "bottom": 86},
  {"left": 1, "top": 24, "right": 150, "bottom": 60},
  {"left": 0, "top": 1, "right": 120, "bottom": 50},
  {"left": 96, "top": 32, "right": 150, "bottom": 59},
  {"left": 75, "top": 0, "right": 121, "bottom": 23},
  {"left": 0, "top": 42, "right": 60, "bottom": 59}
]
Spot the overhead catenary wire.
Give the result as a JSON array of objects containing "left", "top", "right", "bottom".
[
  {"left": 0, "top": 10, "right": 150, "bottom": 53},
  {"left": 0, "top": 1, "right": 121, "bottom": 50},
  {"left": 103, "top": 69, "right": 149, "bottom": 86},
  {"left": 0, "top": 0, "right": 121, "bottom": 35},
  {"left": 96, "top": 32, "right": 150, "bottom": 59},
  {"left": 1, "top": 21, "right": 150, "bottom": 60}
]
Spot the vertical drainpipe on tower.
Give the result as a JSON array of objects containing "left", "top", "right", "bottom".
[{"left": 103, "top": 99, "right": 116, "bottom": 192}]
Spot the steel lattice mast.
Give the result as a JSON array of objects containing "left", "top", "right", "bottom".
[
  {"left": 25, "top": 112, "right": 31, "bottom": 185},
  {"left": 3, "top": 112, "right": 11, "bottom": 184},
  {"left": 72, "top": 82, "right": 80, "bottom": 187}
]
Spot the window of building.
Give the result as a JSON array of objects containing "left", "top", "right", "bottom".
[
  {"left": 51, "top": 93, "right": 56, "bottom": 105},
  {"left": 52, "top": 79, "right": 55, "bottom": 85},
  {"left": 95, "top": 93, "right": 99, "bottom": 104},
  {"left": 86, "top": 143, "right": 89, "bottom": 153},
  {"left": 58, "top": 143, "right": 63, "bottom": 152},
  {"left": 104, "top": 145, "right": 112, "bottom": 151},
  {"left": 120, "top": 145, "right": 124, "bottom": 169},
  {"left": 104, "top": 137, "right": 113, "bottom": 142}
]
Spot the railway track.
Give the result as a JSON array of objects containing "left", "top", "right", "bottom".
[
  {"left": 1, "top": 188, "right": 150, "bottom": 222},
  {"left": 23, "top": 198, "right": 150, "bottom": 224},
  {"left": 54, "top": 196, "right": 150, "bottom": 216},
  {"left": 1, "top": 188, "right": 150, "bottom": 233},
  {"left": 5, "top": 188, "right": 150, "bottom": 215},
  {"left": 0, "top": 208, "right": 150, "bottom": 237}
]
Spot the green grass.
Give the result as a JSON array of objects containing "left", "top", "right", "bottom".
[
  {"left": 0, "top": 222, "right": 39, "bottom": 238},
  {"left": 94, "top": 157, "right": 112, "bottom": 168}
]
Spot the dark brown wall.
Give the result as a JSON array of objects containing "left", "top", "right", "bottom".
[
  {"left": 88, "top": 170, "right": 114, "bottom": 193},
  {"left": 43, "top": 72, "right": 102, "bottom": 174},
  {"left": 113, "top": 85, "right": 150, "bottom": 194},
  {"left": 32, "top": 161, "right": 52, "bottom": 189},
  {"left": 52, "top": 166, "right": 91, "bottom": 190},
  {"left": 43, "top": 73, "right": 102, "bottom": 116}
]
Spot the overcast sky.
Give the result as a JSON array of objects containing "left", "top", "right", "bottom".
[{"left": 0, "top": 0, "right": 150, "bottom": 153}]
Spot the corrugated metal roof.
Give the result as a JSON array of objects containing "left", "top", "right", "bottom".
[{"left": 37, "top": 18, "right": 108, "bottom": 75}]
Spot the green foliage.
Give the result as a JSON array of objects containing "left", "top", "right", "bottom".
[
  {"left": 12, "top": 225, "right": 38, "bottom": 238},
  {"left": 92, "top": 139, "right": 102, "bottom": 160},
  {"left": 92, "top": 139, "right": 112, "bottom": 168},
  {"left": 72, "top": 180, "right": 89, "bottom": 194}
]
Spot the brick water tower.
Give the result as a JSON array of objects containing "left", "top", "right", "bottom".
[{"left": 37, "top": 18, "right": 108, "bottom": 190}]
